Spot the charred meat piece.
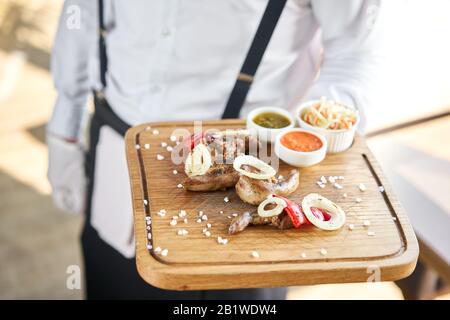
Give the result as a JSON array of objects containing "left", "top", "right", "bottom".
[
  {"left": 206, "top": 130, "right": 260, "bottom": 164},
  {"left": 184, "top": 164, "right": 239, "bottom": 191},
  {"left": 235, "top": 169, "right": 300, "bottom": 205},
  {"left": 228, "top": 211, "right": 293, "bottom": 234},
  {"left": 183, "top": 130, "right": 260, "bottom": 191}
]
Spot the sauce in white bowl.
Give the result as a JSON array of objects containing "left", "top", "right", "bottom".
[
  {"left": 275, "top": 129, "right": 327, "bottom": 167},
  {"left": 247, "top": 107, "right": 295, "bottom": 144}
]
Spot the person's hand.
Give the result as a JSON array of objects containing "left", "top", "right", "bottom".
[{"left": 46, "top": 133, "right": 86, "bottom": 215}]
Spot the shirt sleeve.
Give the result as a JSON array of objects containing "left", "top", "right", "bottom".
[
  {"left": 308, "top": 0, "right": 385, "bottom": 131},
  {"left": 47, "top": 0, "right": 98, "bottom": 140}
]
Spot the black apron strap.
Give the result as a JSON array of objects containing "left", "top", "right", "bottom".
[
  {"left": 95, "top": 0, "right": 130, "bottom": 135},
  {"left": 221, "top": 0, "right": 287, "bottom": 119},
  {"left": 98, "top": 0, "right": 107, "bottom": 88}
]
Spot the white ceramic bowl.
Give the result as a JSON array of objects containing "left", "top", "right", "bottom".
[
  {"left": 296, "top": 100, "right": 360, "bottom": 153},
  {"left": 246, "top": 107, "right": 295, "bottom": 144},
  {"left": 274, "top": 128, "right": 327, "bottom": 167}
]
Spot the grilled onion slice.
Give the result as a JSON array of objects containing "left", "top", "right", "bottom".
[
  {"left": 258, "top": 196, "right": 287, "bottom": 218},
  {"left": 185, "top": 143, "right": 212, "bottom": 177},
  {"left": 233, "top": 155, "right": 276, "bottom": 180},
  {"left": 301, "top": 193, "right": 345, "bottom": 230}
]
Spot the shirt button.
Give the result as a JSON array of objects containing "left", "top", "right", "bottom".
[{"left": 161, "top": 27, "right": 171, "bottom": 37}]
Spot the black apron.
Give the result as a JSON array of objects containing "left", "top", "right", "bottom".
[{"left": 81, "top": 0, "right": 288, "bottom": 299}]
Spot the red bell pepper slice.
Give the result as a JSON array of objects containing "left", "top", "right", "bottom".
[
  {"left": 311, "top": 207, "right": 331, "bottom": 221},
  {"left": 274, "top": 195, "right": 331, "bottom": 227},
  {"left": 184, "top": 131, "right": 204, "bottom": 151},
  {"left": 274, "top": 195, "right": 305, "bottom": 228}
]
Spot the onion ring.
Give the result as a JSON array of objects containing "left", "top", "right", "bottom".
[
  {"left": 258, "top": 196, "right": 287, "bottom": 218},
  {"left": 233, "top": 155, "right": 276, "bottom": 180},
  {"left": 185, "top": 143, "right": 212, "bottom": 177},
  {"left": 301, "top": 193, "right": 345, "bottom": 230}
]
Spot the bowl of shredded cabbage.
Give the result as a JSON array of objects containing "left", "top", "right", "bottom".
[{"left": 296, "top": 97, "right": 360, "bottom": 153}]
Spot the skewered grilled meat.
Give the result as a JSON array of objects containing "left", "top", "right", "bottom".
[
  {"left": 235, "top": 169, "right": 300, "bottom": 205},
  {"left": 183, "top": 164, "right": 239, "bottom": 191},
  {"left": 184, "top": 130, "right": 260, "bottom": 191},
  {"left": 228, "top": 211, "right": 293, "bottom": 234}
]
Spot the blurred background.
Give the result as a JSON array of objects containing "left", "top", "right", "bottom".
[{"left": 0, "top": 0, "right": 449, "bottom": 299}]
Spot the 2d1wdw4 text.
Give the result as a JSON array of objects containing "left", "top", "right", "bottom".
[{"left": 172, "top": 304, "right": 278, "bottom": 317}]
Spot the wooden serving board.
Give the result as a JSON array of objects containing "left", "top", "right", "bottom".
[{"left": 125, "top": 120, "right": 418, "bottom": 290}]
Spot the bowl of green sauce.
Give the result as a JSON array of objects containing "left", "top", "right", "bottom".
[{"left": 247, "top": 107, "right": 295, "bottom": 144}]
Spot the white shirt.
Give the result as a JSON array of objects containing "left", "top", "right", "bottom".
[{"left": 48, "top": 0, "right": 384, "bottom": 139}]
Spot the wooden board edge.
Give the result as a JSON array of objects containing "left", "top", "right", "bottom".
[
  {"left": 134, "top": 247, "right": 419, "bottom": 291},
  {"left": 363, "top": 144, "right": 420, "bottom": 263}
]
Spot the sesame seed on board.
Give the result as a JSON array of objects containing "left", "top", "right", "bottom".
[{"left": 251, "top": 251, "right": 260, "bottom": 258}]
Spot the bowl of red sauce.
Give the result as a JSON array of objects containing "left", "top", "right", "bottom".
[{"left": 274, "top": 129, "right": 327, "bottom": 167}]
